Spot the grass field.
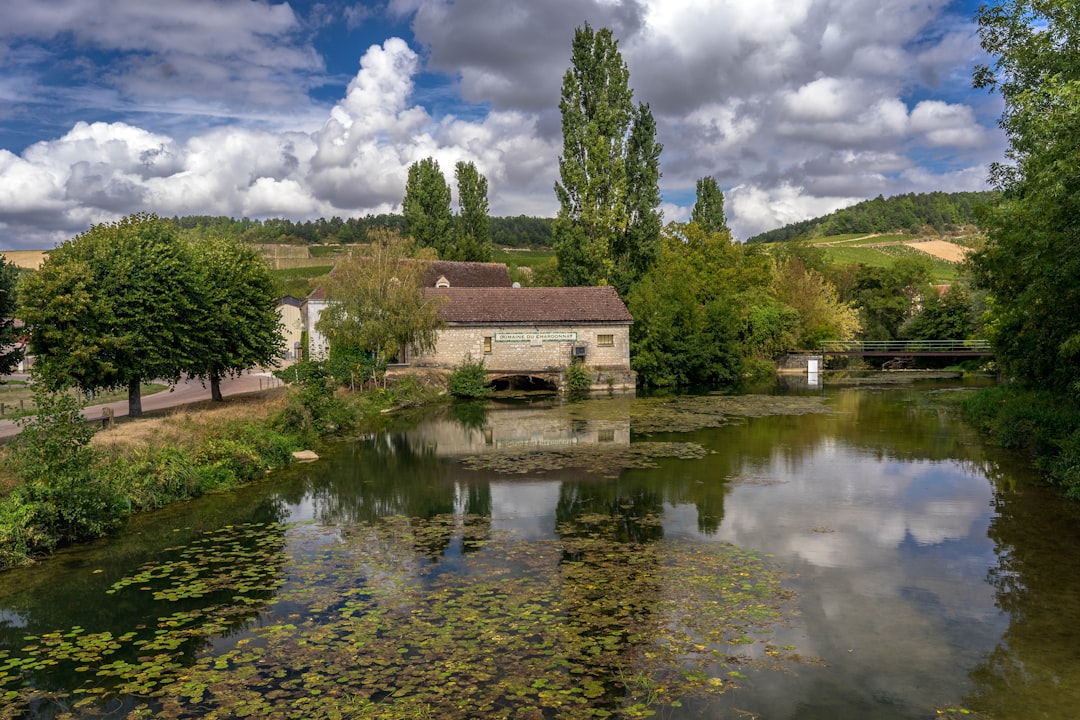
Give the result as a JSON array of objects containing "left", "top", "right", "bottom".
[
  {"left": 0, "top": 250, "right": 48, "bottom": 269},
  {"left": 273, "top": 266, "right": 331, "bottom": 297},
  {"left": 821, "top": 243, "right": 961, "bottom": 282}
]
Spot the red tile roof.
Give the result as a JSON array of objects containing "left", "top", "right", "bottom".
[{"left": 428, "top": 286, "right": 633, "bottom": 324}]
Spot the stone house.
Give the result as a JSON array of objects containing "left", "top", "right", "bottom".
[
  {"left": 304, "top": 260, "right": 636, "bottom": 393},
  {"left": 411, "top": 285, "right": 636, "bottom": 393},
  {"left": 304, "top": 261, "right": 511, "bottom": 359},
  {"left": 276, "top": 295, "right": 304, "bottom": 362}
]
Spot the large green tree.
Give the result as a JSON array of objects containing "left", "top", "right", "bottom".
[
  {"left": 970, "top": 0, "right": 1080, "bottom": 389},
  {"left": 0, "top": 255, "right": 24, "bottom": 376},
  {"left": 402, "top": 157, "right": 454, "bottom": 259},
  {"left": 553, "top": 24, "right": 663, "bottom": 292},
  {"left": 690, "top": 176, "right": 728, "bottom": 235},
  {"left": 18, "top": 213, "right": 199, "bottom": 416},
  {"left": 186, "top": 234, "right": 284, "bottom": 401},
  {"left": 628, "top": 222, "right": 797, "bottom": 388},
  {"left": 453, "top": 161, "right": 492, "bottom": 262},
  {"left": 315, "top": 230, "right": 444, "bottom": 388}
]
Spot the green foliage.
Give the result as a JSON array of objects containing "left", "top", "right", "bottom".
[
  {"left": 553, "top": 24, "right": 662, "bottom": 291},
  {"left": 5, "top": 388, "right": 125, "bottom": 557},
  {"left": 839, "top": 257, "right": 933, "bottom": 341},
  {"left": 747, "top": 191, "right": 996, "bottom": 243},
  {"left": 316, "top": 231, "right": 443, "bottom": 388},
  {"left": 453, "top": 161, "right": 493, "bottom": 262},
  {"left": 185, "top": 233, "right": 285, "bottom": 400},
  {"left": 901, "top": 286, "right": 976, "bottom": 340},
  {"left": 0, "top": 255, "right": 24, "bottom": 376},
  {"left": 565, "top": 360, "right": 592, "bottom": 396},
  {"left": 628, "top": 224, "right": 763, "bottom": 388},
  {"left": 274, "top": 360, "right": 347, "bottom": 442},
  {"left": 18, "top": 213, "right": 199, "bottom": 416},
  {"left": 691, "top": 176, "right": 729, "bottom": 235},
  {"left": 448, "top": 353, "right": 492, "bottom": 398},
  {"left": 403, "top": 157, "right": 454, "bottom": 258},
  {"left": 962, "top": 385, "right": 1080, "bottom": 497},
  {"left": 969, "top": 0, "right": 1080, "bottom": 391}
]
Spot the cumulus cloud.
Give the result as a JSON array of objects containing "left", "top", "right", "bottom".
[{"left": 0, "top": 0, "right": 1000, "bottom": 248}]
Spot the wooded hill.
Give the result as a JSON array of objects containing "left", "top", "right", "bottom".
[
  {"left": 171, "top": 214, "right": 554, "bottom": 248},
  {"left": 745, "top": 191, "right": 997, "bottom": 244}
]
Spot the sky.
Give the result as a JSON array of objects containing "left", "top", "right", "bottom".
[{"left": 0, "top": 0, "right": 1005, "bottom": 250}]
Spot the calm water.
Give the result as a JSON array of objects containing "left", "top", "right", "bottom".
[{"left": 2, "top": 380, "right": 1080, "bottom": 719}]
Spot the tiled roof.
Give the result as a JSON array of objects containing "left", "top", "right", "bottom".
[
  {"left": 428, "top": 286, "right": 633, "bottom": 324},
  {"left": 422, "top": 261, "right": 512, "bottom": 287},
  {"left": 307, "top": 260, "right": 511, "bottom": 301}
]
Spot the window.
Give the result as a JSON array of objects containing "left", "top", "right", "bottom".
[
  {"left": 483, "top": 336, "right": 492, "bottom": 354},
  {"left": 597, "top": 334, "right": 614, "bottom": 347}
]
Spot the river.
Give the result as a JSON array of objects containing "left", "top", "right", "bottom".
[{"left": 1, "top": 378, "right": 1079, "bottom": 719}]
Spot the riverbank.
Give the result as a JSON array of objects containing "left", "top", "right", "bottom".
[
  {"left": 960, "top": 384, "right": 1080, "bottom": 498},
  {"left": 0, "top": 373, "right": 448, "bottom": 570}
]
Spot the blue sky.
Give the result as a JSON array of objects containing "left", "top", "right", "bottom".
[{"left": 0, "top": 0, "right": 1004, "bottom": 249}]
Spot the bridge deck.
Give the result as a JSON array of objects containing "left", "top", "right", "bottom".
[{"left": 820, "top": 340, "right": 992, "bottom": 357}]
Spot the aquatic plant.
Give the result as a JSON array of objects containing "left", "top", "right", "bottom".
[{"left": 1, "top": 515, "right": 805, "bottom": 718}]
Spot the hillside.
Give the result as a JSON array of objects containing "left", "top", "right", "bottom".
[{"left": 746, "top": 191, "right": 996, "bottom": 244}]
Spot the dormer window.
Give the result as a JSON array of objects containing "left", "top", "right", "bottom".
[{"left": 435, "top": 275, "right": 450, "bottom": 288}]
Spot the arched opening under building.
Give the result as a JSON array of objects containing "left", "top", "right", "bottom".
[{"left": 488, "top": 374, "right": 559, "bottom": 393}]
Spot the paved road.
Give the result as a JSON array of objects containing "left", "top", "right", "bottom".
[{"left": 0, "top": 370, "right": 285, "bottom": 439}]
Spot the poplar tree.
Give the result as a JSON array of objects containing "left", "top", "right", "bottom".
[
  {"left": 553, "top": 24, "right": 662, "bottom": 293},
  {"left": 691, "top": 176, "right": 729, "bottom": 235},
  {"left": 402, "top": 157, "right": 454, "bottom": 258},
  {"left": 453, "top": 161, "right": 492, "bottom": 262}
]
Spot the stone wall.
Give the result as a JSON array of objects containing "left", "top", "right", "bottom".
[{"left": 411, "top": 324, "right": 632, "bottom": 372}]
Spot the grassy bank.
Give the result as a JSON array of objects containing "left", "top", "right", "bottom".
[
  {"left": 961, "top": 384, "right": 1080, "bottom": 498},
  {"left": 0, "top": 373, "right": 446, "bottom": 570}
]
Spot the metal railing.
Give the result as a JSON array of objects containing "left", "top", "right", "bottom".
[{"left": 820, "top": 340, "right": 993, "bottom": 356}]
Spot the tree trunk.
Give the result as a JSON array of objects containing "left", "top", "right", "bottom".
[
  {"left": 128, "top": 378, "right": 143, "bottom": 417},
  {"left": 210, "top": 373, "right": 223, "bottom": 402}
]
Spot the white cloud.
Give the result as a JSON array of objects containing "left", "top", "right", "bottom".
[{"left": 0, "top": 0, "right": 1004, "bottom": 249}]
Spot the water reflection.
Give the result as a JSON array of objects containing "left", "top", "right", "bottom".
[{"left": 1, "top": 386, "right": 1079, "bottom": 718}]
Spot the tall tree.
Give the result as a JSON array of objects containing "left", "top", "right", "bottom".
[
  {"left": 186, "top": 233, "right": 284, "bottom": 401},
  {"left": 315, "top": 230, "right": 444, "bottom": 388},
  {"left": 970, "top": 0, "right": 1080, "bottom": 389},
  {"left": 402, "top": 157, "right": 454, "bottom": 259},
  {"left": 454, "top": 161, "right": 492, "bottom": 262},
  {"left": 0, "top": 255, "right": 24, "bottom": 376},
  {"left": 18, "top": 213, "right": 199, "bottom": 416},
  {"left": 553, "top": 24, "right": 662, "bottom": 291},
  {"left": 690, "top": 176, "right": 728, "bottom": 235}
]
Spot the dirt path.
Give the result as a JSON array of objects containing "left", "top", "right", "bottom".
[{"left": 0, "top": 370, "right": 285, "bottom": 439}]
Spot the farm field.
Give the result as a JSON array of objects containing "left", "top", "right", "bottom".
[{"left": 0, "top": 250, "right": 47, "bottom": 269}]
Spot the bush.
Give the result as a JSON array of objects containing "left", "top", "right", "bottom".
[
  {"left": 448, "top": 354, "right": 491, "bottom": 398},
  {"left": 565, "top": 361, "right": 592, "bottom": 397},
  {"left": 962, "top": 384, "right": 1080, "bottom": 496},
  {"left": 3, "top": 388, "right": 127, "bottom": 555}
]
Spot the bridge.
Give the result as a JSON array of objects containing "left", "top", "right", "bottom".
[{"left": 820, "top": 340, "right": 993, "bottom": 358}]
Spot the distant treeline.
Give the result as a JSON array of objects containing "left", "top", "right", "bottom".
[
  {"left": 171, "top": 214, "right": 554, "bottom": 248},
  {"left": 745, "top": 191, "right": 998, "bottom": 244}
]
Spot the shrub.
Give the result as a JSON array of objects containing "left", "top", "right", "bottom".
[
  {"left": 3, "top": 388, "right": 127, "bottom": 555},
  {"left": 565, "top": 361, "right": 592, "bottom": 397},
  {"left": 448, "top": 354, "right": 491, "bottom": 398}
]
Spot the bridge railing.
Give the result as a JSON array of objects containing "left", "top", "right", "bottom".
[{"left": 820, "top": 340, "right": 992, "bottom": 355}]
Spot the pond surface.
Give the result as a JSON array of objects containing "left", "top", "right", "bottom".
[{"left": 2, "top": 380, "right": 1080, "bottom": 719}]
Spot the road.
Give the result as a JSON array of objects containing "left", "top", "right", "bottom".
[{"left": 0, "top": 370, "right": 285, "bottom": 439}]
